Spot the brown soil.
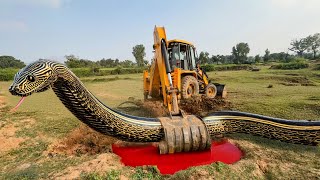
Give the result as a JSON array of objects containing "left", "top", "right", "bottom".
[
  {"left": 179, "top": 96, "right": 231, "bottom": 117},
  {"left": 0, "top": 124, "right": 25, "bottom": 154},
  {"left": 118, "top": 96, "right": 231, "bottom": 118},
  {"left": 141, "top": 100, "right": 169, "bottom": 117},
  {"left": 46, "top": 124, "right": 116, "bottom": 156},
  {"left": 0, "top": 95, "right": 29, "bottom": 154},
  {"left": 229, "top": 139, "right": 268, "bottom": 177},
  {"left": 0, "top": 96, "right": 6, "bottom": 109},
  {"left": 52, "top": 153, "right": 123, "bottom": 179},
  {"left": 117, "top": 98, "right": 169, "bottom": 117},
  {"left": 226, "top": 138, "right": 319, "bottom": 178}
]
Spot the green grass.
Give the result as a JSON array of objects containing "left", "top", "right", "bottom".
[
  {"left": 81, "top": 169, "right": 121, "bottom": 180},
  {"left": 0, "top": 65, "right": 319, "bottom": 179},
  {"left": 209, "top": 66, "right": 320, "bottom": 120},
  {"left": 269, "top": 58, "right": 310, "bottom": 70},
  {"left": 80, "top": 166, "right": 161, "bottom": 180}
]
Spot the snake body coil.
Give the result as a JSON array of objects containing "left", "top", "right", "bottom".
[{"left": 9, "top": 60, "right": 320, "bottom": 145}]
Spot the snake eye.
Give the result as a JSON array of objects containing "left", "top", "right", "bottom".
[{"left": 26, "top": 75, "right": 36, "bottom": 82}]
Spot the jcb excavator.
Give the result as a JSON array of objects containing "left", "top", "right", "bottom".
[{"left": 143, "top": 26, "right": 227, "bottom": 115}]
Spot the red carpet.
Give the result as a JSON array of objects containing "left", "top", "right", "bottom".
[{"left": 112, "top": 139, "right": 242, "bottom": 174}]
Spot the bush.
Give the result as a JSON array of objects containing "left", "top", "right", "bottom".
[
  {"left": 71, "top": 67, "right": 145, "bottom": 77},
  {"left": 111, "top": 67, "right": 144, "bottom": 75},
  {"left": 202, "top": 64, "right": 251, "bottom": 72},
  {"left": 314, "top": 65, "right": 320, "bottom": 70},
  {"left": 270, "top": 58, "right": 309, "bottom": 70},
  {"left": 0, "top": 67, "right": 146, "bottom": 81},
  {"left": 0, "top": 68, "right": 19, "bottom": 81}
]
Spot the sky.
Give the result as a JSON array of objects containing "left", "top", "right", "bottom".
[{"left": 0, "top": 0, "right": 320, "bottom": 64}]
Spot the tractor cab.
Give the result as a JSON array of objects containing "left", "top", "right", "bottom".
[{"left": 167, "top": 39, "right": 197, "bottom": 72}]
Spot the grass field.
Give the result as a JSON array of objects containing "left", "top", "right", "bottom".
[{"left": 0, "top": 65, "right": 319, "bottom": 179}]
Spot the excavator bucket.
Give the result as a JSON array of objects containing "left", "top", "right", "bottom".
[
  {"left": 214, "top": 83, "right": 227, "bottom": 98},
  {"left": 158, "top": 114, "right": 211, "bottom": 154}
]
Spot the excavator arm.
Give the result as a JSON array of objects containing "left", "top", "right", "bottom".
[
  {"left": 143, "top": 26, "right": 180, "bottom": 115},
  {"left": 142, "top": 26, "right": 213, "bottom": 154}
]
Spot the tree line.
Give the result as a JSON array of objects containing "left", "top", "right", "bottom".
[
  {"left": 0, "top": 56, "right": 25, "bottom": 68},
  {"left": 1, "top": 32, "right": 319, "bottom": 69},
  {"left": 0, "top": 44, "right": 148, "bottom": 69},
  {"left": 199, "top": 32, "right": 320, "bottom": 64},
  {"left": 64, "top": 55, "right": 136, "bottom": 68},
  {"left": 64, "top": 44, "right": 148, "bottom": 68}
]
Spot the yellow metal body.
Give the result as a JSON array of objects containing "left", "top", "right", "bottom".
[{"left": 143, "top": 26, "right": 199, "bottom": 113}]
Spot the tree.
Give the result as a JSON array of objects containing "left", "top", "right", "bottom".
[
  {"left": 132, "top": 44, "right": 146, "bottom": 67},
  {"left": 306, "top": 33, "right": 320, "bottom": 59},
  {"left": 210, "top": 54, "right": 227, "bottom": 64},
  {"left": 263, "top": 49, "right": 270, "bottom": 62},
  {"left": 254, "top": 55, "right": 262, "bottom": 63},
  {"left": 231, "top": 42, "right": 250, "bottom": 64},
  {"left": 121, "top": 60, "right": 134, "bottom": 68},
  {"left": 64, "top": 55, "right": 96, "bottom": 68},
  {"left": 0, "top": 56, "right": 23, "bottom": 68},
  {"left": 269, "top": 52, "right": 287, "bottom": 62},
  {"left": 64, "top": 55, "right": 80, "bottom": 68},
  {"left": 217, "top": 55, "right": 227, "bottom": 64},
  {"left": 199, "top": 51, "right": 210, "bottom": 64},
  {"left": 289, "top": 38, "right": 309, "bottom": 56},
  {"left": 0, "top": 56, "right": 25, "bottom": 68},
  {"left": 210, "top": 55, "right": 219, "bottom": 64}
]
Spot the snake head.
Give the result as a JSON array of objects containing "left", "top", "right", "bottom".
[{"left": 9, "top": 60, "right": 56, "bottom": 97}]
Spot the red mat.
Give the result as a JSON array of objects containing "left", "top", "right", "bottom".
[{"left": 112, "top": 139, "right": 242, "bottom": 174}]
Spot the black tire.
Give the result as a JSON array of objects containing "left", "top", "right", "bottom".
[
  {"left": 181, "top": 76, "right": 199, "bottom": 99},
  {"left": 205, "top": 84, "right": 217, "bottom": 99}
]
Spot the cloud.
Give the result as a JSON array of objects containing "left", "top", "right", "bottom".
[
  {"left": 3, "top": 0, "right": 71, "bottom": 8},
  {"left": 0, "top": 21, "right": 28, "bottom": 32}
]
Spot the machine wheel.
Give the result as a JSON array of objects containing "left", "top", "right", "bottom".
[
  {"left": 181, "top": 76, "right": 199, "bottom": 99},
  {"left": 205, "top": 84, "right": 217, "bottom": 99}
]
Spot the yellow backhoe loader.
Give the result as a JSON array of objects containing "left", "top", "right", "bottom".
[{"left": 143, "top": 26, "right": 227, "bottom": 115}]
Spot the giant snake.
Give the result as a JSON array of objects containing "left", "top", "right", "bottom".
[{"left": 9, "top": 60, "right": 320, "bottom": 146}]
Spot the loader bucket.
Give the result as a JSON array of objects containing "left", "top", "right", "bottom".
[
  {"left": 158, "top": 115, "right": 211, "bottom": 154},
  {"left": 214, "top": 83, "right": 227, "bottom": 98}
]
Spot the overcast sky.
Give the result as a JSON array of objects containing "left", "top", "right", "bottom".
[{"left": 0, "top": 0, "right": 319, "bottom": 63}]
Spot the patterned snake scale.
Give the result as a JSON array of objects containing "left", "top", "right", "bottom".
[{"left": 8, "top": 60, "right": 320, "bottom": 145}]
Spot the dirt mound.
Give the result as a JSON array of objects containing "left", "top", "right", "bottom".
[
  {"left": 46, "top": 125, "right": 116, "bottom": 156},
  {"left": 117, "top": 98, "right": 169, "bottom": 117},
  {"left": 0, "top": 124, "right": 25, "bottom": 154},
  {"left": 118, "top": 96, "right": 231, "bottom": 118},
  {"left": 179, "top": 96, "right": 231, "bottom": 117},
  {"left": 52, "top": 153, "right": 123, "bottom": 179},
  {"left": 141, "top": 100, "right": 169, "bottom": 117}
]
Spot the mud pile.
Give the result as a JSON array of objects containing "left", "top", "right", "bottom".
[
  {"left": 140, "top": 100, "right": 169, "bottom": 117},
  {"left": 117, "top": 98, "right": 169, "bottom": 117},
  {"left": 118, "top": 96, "right": 231, "bottom": 118},
  {"left": 46, "top": 125, "right": 116, "bottom": 156},
  {"left": 139, "top": 96, "right": 231, "bottom": 117},
  {"left": 179, "top": 96, "right": 231, "bottom": 117}
]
